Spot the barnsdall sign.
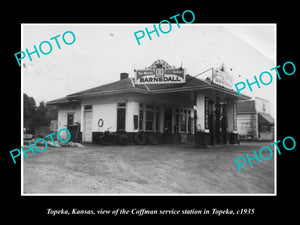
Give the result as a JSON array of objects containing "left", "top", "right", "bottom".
[{"left": 135, "top": 60, "right": 186, "bottom": 84}]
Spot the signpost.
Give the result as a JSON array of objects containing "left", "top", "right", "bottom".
[{"left": 212, "top": 68, "right": 233, "bottom": 89}]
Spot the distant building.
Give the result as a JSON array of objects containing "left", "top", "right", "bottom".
[{"left": 237, "top": 97, "right": 274, "bottom": 141}]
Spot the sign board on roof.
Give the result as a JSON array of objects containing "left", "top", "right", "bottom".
[
  {"left": 212, "top": 67, "right": 233, "bottom": 89},
  {"left": 135, "top": 59, "right": 186, "bottom": 84}
]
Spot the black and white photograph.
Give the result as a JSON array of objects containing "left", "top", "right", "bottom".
[
  {"left": 4, "top": 3, "right": 299, "bottom": 221},
  {"left": 21, "top": 24, "right": 276, "bottom": 195}
]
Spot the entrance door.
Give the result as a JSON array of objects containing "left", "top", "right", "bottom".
[
  {"left": 117, "top": 103, "right": 126, "bottom": 131},
  {"left": 84, "top": 110, "right": 92, "bottom": 142}
]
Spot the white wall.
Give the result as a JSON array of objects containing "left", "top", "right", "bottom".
[
  {"left": 81, "top": 97, "right": 117, "bottom": 132},
  {"left": 81, "top": 97, "right": 140, "bottom": 133},
  {"left": 92, "top": 102, "right": 117, "bottom": 132}
]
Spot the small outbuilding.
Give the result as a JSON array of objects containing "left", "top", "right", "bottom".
[{"left": 237, "top": 97, "right": 274, "bottom": 141}]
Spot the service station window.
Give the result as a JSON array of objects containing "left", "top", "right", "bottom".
[
  {"left": 145, "top": 107, "right": 154, "bottom": 131},
  {"left": 67, "top": 113, "right": 74, "bottom": 125},
  {"left": 139, "top": 103, "right": 160, "bottom": 132},
  {"left": 179, "top": 109, "right": 187, "bottom": 132},
  {"left": 84, "top": 105, "right": 92, "bottom": 111},
  {"left": 155, "top": 110, "right": 160, "bottom": 132},
  {"left": 179, "top": 109, "right": 192, "bottom": 133}
]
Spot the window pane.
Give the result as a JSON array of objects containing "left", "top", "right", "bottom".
[
  {"left": 67, "top": 114, "right": 74, "bottom": 125},
  {"left": 146, "top": 105, "right": 154, "bottom": 109},
  {"left": 139, "top": 109, "right": 143, "bottom": 130},
  {"left": 187, "top": 115, "right": 191, "bottom": 133},
  {"left": 118, "top": 102, "right": 126, "bottom": 107},
  {"left": 180, "top": 124, "right": 186, "bottom": 132},
  {"left": 84, "top": 105, "right": 92, "bottom": 110},
  {"left": 146, "top": 111, "right": 153, "bottom": 120},
  {"left": 156, "top": 111, "right": 160, "bottom": 131},
  {"left": 174, "top": 113, "right": 179, "bottom": 133},
  {"left": 146, "top": 121, "right": 153, "bottom": 130},
  {"left": 166, "top": 107, "right": 172, "bottom": 113},
  {"left": 180, "top": 113, "right": 186, "bottom": 123},
  {"left": 140, "top": 110, "right": 143, "bottom": 119},
  {"left": 139, "top": 120, "right": 143, "bottom": 130}
]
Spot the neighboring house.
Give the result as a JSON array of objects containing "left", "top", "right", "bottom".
[
  {"left": 237, "top": 97, "right": 274, "bottom": 141},
  {"left": 47, "top": 60, "right": 250, "bottom": 145}
]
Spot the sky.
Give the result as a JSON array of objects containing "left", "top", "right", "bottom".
[
  {"left": 22, "top": 24, "right": 276, "bottom": 115},
  {"left": 223, "top": 25, "right": 275, "bottom": 62}
]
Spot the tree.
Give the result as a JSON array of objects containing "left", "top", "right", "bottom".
[
  {"left": 35, "top": 101, "right": 48, "bottom": 127},
  {"left": 23, "top": 93, "right": 36, "bottom": 132},
  {"left": 45, "top": 104, "right": 58, "bottom": 122},
  {"left": 23, "top": 93, "right": 58, "bottom": 134}
]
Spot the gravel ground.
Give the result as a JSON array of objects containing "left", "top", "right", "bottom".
[{"left": 23, "top": 142, "right": 275, "bottom": 194}]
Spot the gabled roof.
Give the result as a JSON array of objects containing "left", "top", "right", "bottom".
[
  {"left": 66, "top": 75, "right": 210, "bottom": 97},
  {"left": 67, "top": 77, "right": 139, "bottom": 98},
  {"left": 46, "top": 96, "right": 80, "bottom": 105},
  {"left": 47, "top": 75, "right": 250, "bottom": 105}
]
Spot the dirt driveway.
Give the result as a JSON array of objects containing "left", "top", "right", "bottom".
[{"left": 23, "top": 142, "right": 275, "bottom": 194}]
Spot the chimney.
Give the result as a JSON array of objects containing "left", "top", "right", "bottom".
[{"left": 120, "top": 72, "right": 129, "bottom": 80}]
